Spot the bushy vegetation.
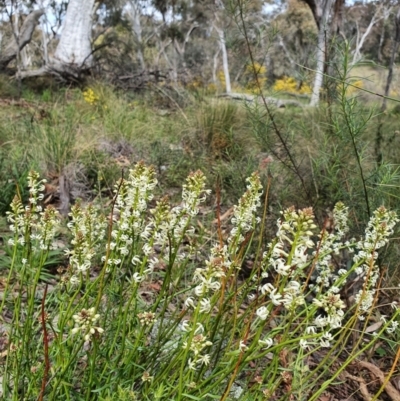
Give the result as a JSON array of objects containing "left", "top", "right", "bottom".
[
  {"left": 272, "top": 76, "right": 312, "bottom": 95},
  {"left": 1, "top": 48, "right": 400, "bottom": 400}
]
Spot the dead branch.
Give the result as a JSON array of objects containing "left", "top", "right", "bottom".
[
  {"left": 343, "top": 371, "right": 373, "bottom": 401},
  {"left": 15, "top": 61, "right": 84, "bottom": 82},
  {"left": 358, "top": 361, "right": 400, "bottom": 401},
  {"left": 0, "top": 9, "right": 45, "bottom": 69}
]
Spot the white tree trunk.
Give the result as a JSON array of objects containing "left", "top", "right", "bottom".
[
  {"left": 171, "top": 41, "right": 179, "bottom": 84},
  {"left": 13, "top": 15, "right": 30, "bottom": 69},
  {"left": 377, "top": 5, "right": 392, "bottom": 63},
  {"left": 310, "top": 0, "right": 334, "bottom": 107},
  {"left": 277, "top": 34, "right": 296, "bottom": 69},
  {"left": 41, "top": 19, "right": 49, "bottom": 65},
  {"left": 54, "top": 0, "right": 96, "bottom": 68},
  {"left": 21, "top": 47, "right": 31, "bottom": 68},
  {"left": 212, "top": 47, "right": 221, "bottom": 84},
  {"left": 377, "top": 20, "right": 386, "bottom": 63},
  {"left": 382, "top": 7, "right": 400, "bottom": 111},
  {"left": 127, "top": 1, "right": 145, "bottom": 70},
  {"left": 215, "top": 25, "right": 231, "bottom": 93},
  {"left": 310, "top": 31, "right": 326, "bottom": 106},
  {"left": 352, "top": 3, "right": 383, "bottom": 65}
]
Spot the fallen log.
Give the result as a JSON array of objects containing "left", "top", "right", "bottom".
[{"left": 217, "top": 92, "right": 304, "bottom": 108}]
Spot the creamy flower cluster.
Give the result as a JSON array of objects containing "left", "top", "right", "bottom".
[
  {"left": 34, "top": 206, "right": 60, "bottom": 251},
  {"left": 71, "top": 307, "right": 104, "bottom": 341},
  {"left": 181, "top": 170, "right": 211, "bottom": 217},
  {"left": 190, "top": 244, "right": 229, "bottom": 300},
  {"left": 138, "top": 311, "right": 157, "bottom": 326},
  {"left": 181, "top": 175, "right": 263, "bottom": 373},
  {"left": 256, "top": 207, "right": 316, "bottom": 321},
  {"left": 313, "top": 293, "right": 346, "bottom": 329},
  {"left": 256, "top": 205, "right": 353, "bottom": 349},
  {"left": 353, "top": 206, "right": 399, "bottom": 317},
  {"left": 108, "top": 163, "right": 158, "bottom": 268},
  {"left": 182, "top": 246, "right": 229, "bottom": 370},
  {"left": 27, "top": 170, "right": 45, "bottom": 206},
  {"left": 311, "top": 202, "right": 351, "bottom": 292},
  {"left": 183, "top": 244, "right": 229, "bottom": 370},
  {"left": 163, "top": 170, "right": 210, "bottom": 261},
  {"left": 181, "top": 323, "right": 212, "bottom": 370},
  {"left": 127, "top": 169, "right": 209, "bottom": 284},
  {"left": 7, "top": 171, "right": 60, "bottom": 253},
  {"left": 268, "top": 206, "right": 316, "bottom": 274},
  {"left": 228, "top": 172, "right": 263, "bottom": 249},
  {"left": 7, "top": 196, "right": 26, "bottom": 242},
  {"left": 66, "top": 202, "right": 107, "bottom": 283}
]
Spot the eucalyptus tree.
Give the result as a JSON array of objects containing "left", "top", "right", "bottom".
[
  {"left": 53, "top": 0, "right": 96, "bottom": 70},
  {"left": 382, "top": 6, "right": 400, "bottom": 110},
  {"left": 125, "top": 0, "right": 146, "bottom": 70},
  {"left": 268, "top": 0, "right": 316, "bottom": 84},
  {"left": 349, "top": 1, "right": 389, "bottom": 65},
  {"left": 301, "top": 0, "right": 335, "bottom": 106},
  {"left": 0, "top": 0, "right": 97, "bottom": 80},
  {"left": 377, "top": 2, "right": 394, "bottom": 63},
  {"left": 148, "top": 0, "right": 205, "bottom": 84}
]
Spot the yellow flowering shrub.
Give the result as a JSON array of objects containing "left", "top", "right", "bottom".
[
  {"left": 82, "top": 87, "right": 110, "bottom": 114},
  {"left": 217, "top": 70, "right": 242, "bottom": 92},
  {"left": 245, "top": 62, "right": 267, "bottom": 94},
  {"left": 298, "top": 82, "right": 312, "bottom": 94},
  {"left": 273, "top": 76, "right": 312, "bottom": 95},
  {"left": 83, "top": 88, "right": 100, "bottom": 105},
  {"left": 273, "top": 76, "right": 297, "bottom": 93},
  {"left": 187, "top": 77, "right": 204, "bottom": 91},
  {"left": 339, "top": 79, "right": 363, "bottom": 96},
  {"left": 206, "top": 83, "right": 217, "bottom": 94},
  {"left": 218, "top": 70, "right": 226, "bottom": 89}
]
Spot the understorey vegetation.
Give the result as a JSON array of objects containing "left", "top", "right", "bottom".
[{"left": 0, "top": 165, "right": 399, "bottom": 400}]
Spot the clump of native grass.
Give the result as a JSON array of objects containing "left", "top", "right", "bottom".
[{"left": 1, "top": 161, "right": 399, "bottom": 401}]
